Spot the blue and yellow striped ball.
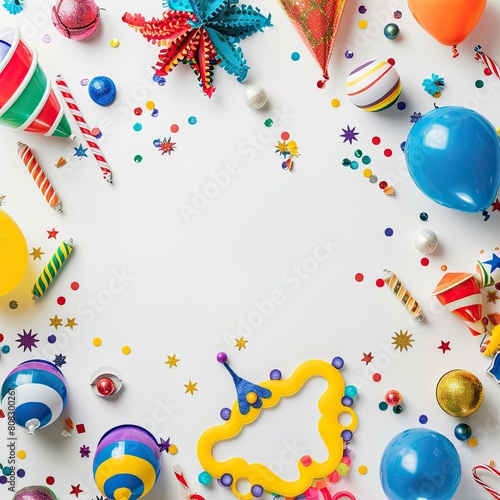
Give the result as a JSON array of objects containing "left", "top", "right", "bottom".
[
  {"left": 93, "top": 425, "right": 161, "bottom": 500},
  {"left": 346, "top": 60, "right": 402, "bottom": 112}
]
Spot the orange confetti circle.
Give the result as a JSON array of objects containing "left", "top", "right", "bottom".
[
  {"left": 122, "top": 345, "right": 131, "bottom": 355},
  {"left": 331, "top": 98, "right": 341, "bottom": 108},
  {"left": 363, "top": 169, "right": 372, "bottom": 178},
  {"left": 358, "top": 465, "right": 368, "bottom": 475},
  {"left": 441, "top": 265, "right": 448, "bottom": 272},
  {"left": 93, "top": 337, "right": 102, "bottom": 347},
  {"left": 169, "top": 444, "right": 178, "bottom": 455},
  {"left": 358, "top": 20, "right": 368, "bottom": 29}
]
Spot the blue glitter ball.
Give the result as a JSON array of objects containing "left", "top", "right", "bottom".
[{"left": 88, "top": 76, "right": 116, "bottom": 106}]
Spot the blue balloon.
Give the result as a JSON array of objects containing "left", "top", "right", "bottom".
[
  {"left": 380, "top": 428, "right": 461, "bottom": 500},
  {"left": 405, "top": 106, "right": 500, "bottom": 212}
]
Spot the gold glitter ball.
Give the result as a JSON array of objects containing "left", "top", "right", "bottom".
[
  {"left": 110, "top": 38, "right": 120, "bottom": 48},
  {"left": 436, "top": 369, "right": 484, "bottom": 417}
]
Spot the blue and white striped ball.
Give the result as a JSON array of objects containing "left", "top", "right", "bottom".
[
  {"left": 346, "top": 59, "right": 402, "bottom": 112},
  {"left": 1, "top": 360, "right": 67, "bottom": 434}
]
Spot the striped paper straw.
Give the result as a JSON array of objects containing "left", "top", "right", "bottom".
[
  {"left": 17, "top": 141, "right": 62, "bottom": 212},
  {"left": 173, "top": 465, "right": 205, "bottom": 500},
  {"left": 383, "top": 269, "right": 424, "bottom": 321},
  {"left": 32, "top": 238, "right": 73, "bottom": 299},
  {"left": 474, "top": 46, "right": 500, "bottom": 79},
  {"left": 472, "top": 463, "right": 500, "bottom": 499},
  {"left": 55, "top": 75, "right": 113, "bottom": 183}
]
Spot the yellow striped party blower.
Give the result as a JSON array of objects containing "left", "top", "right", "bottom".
[
  {"left": 383, "top": 269, "right": 424, "bottom": 321},
  {"left": 32, "top": 238, "right": 73, "bottom": 299}
]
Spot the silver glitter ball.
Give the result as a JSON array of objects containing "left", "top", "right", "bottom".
[{"left": 243, "top": 85, "right": 268, "bottom": 110}]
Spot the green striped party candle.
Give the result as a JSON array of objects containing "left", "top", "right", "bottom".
[{"left": 32, "top": 238, "right": 73, "bottom": 299}]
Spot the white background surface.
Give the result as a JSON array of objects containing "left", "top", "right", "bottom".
[{"left": 1, "top": 0, "right": 500, "bottom": 499}]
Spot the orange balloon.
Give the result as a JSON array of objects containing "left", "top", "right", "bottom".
[{"left": 407, "top": 0, "right": 486, "bottom": 46}]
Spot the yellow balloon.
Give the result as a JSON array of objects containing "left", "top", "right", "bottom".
[{"left": 0, "top": 210, "right": 28, "bottom": 296}]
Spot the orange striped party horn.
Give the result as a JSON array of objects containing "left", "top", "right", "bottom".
[
  {"left": 383, "top": 269, "right": 424, "bottom": 321},
  {"left": 17, "top": 141, "right": 62, "bottom": 212}
]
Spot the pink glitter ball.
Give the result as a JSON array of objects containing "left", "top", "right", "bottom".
[
  {"left": 51, "top": 0, "right": 100, "bottom": 40},
  {"left": 13, "top": 485, "right": 57, "bottom": 500}
]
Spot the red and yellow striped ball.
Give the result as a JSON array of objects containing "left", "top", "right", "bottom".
[{"left": 346, "top": 60, "right": 402, "bottom": 112}]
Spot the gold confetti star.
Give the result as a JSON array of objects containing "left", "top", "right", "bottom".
[
  {"left": 65, "top": 318, "right": 78, "bottom": 329},
  {"left": 49, "top": 315, "right": 63, "bottom": 329},
  {"left": 391, "top": 330, "right": 414, "bottom": 352},
  {"left": 184, "top": 380, "right": 198, "bottom": 395},
  {"left": 235, "top": 336, "right": 248, "bottom": 350},
  {"left": 487, "top": 290, "right": 499, "bottom": 304},
  {"left": 165, "top": 354, "right": 180, "bottom": 368},
  {"left": 30, "top": 247, "right": 44, "bottom": 260}
]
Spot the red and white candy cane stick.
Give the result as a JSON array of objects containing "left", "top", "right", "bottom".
[
  {"left": 472, "top": 463, "right": 500, "bottom": 499},
  {"left": 474, "top": 46, "right": 500, "bottom": 79},
  {"left": 55, "top": 75, "right": 113, "bottom": 183},
  {"left": 173, "top": 465, "right": 205, "bottom": 500}
]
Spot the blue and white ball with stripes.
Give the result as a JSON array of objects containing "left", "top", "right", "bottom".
[{"left": 1, "top": 359, "right": 68, "bottom": 435}]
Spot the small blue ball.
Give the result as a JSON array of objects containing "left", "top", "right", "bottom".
[
  {"left": 198, "top": 471, "right": 212, "bottom": 485},
  {"left": 270, "top": 369, "right": 282, "bottom": 380},
  {"left": 220, "top": 473, "right": 233, "bottom": 487},
  {"left": 342, "top": 396, "right": 354, "bottom": 407},
  {"left": 88, "top": 76, "right": 116, "bottom": 106},
  {"left": 454, "top": 423, "right": 472, "bottom": 441},
  {"left": 220, "top": 407, "right": 231, "bottom": 420},
  {"left": 332, "top": 356, "right": 344, "bottom": 369},
  {"left": 251, "top": 484, "right": 264, "bottom": 497}
]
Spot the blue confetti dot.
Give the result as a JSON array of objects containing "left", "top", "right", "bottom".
[
  {"left": 2, "top": 345, "right": 10, "bottom": 354},
  {"left": 385, "top": 227, "right": 394, "bottom": 237},
  {"left": 0, "top": 476, "right": 7, "bottom": 484},
  {"left": 419, "top": 414, "right": 428, "bottom": 424},
  {"left": 157, "top": 77, "right": 166, "bottom": 86},
  {"left": 291, "top": 52, "right": 300, "bottom": 61},
  {"left": 188, "top": 116, "right": 197, "bottom": 125},
  {"left": 133, "top": 123, "right": 142, "bottom": 132},
  {"left": 152, "top": 75, "right": 161, "bottom": 82},
  {"left": 350, "top": 160, "right": 359, "bottom": 170},
  {"left": 17, "top": 469, "right": 25, "bottom": 478},
  {"left": 345, "top": 50, "right": 354, "bottom": 59},
  {"left": 2, "top": 466, "right": 11, "bottom": 475},
  {"left": 151, "top": 109, "right": 159, "bottom": 117},
  {"left": 397, "top": 101, "right": 406, "bottom": 110},
  {"left": 358, "top": 5, "right": 367, "bottom": 14},
  {"left": 48, "top": 334, "right": 57, "bottom": 344},
  {"left": 400, "top": 141, "right": 406, "bottom": 152},
  {"left": 379, "top": 401, "right": 388, "bottom": 411},
  {"left": 153, "top": 139, "right": 161, "bottom": 147}
]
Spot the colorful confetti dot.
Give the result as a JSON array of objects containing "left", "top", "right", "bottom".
[
  {"left": 419, "top": 212, "right": 429, "bottom": 221},
  {"left": 110, "top": 38, "right": 120, "bottom": 48},
  {"left": 281, "top": 131, "right": 290, "bottom": 141},
  {"left": 475, "top": 80, "right": 484, "bottom": 88},
  {"left": 146, "top": 100, "right": 155, "bottom": 110},
  {"left": 345, "top": 50, "right": 354, "bottom": 59},
  {"left": 133, "top": 123, "right": 142, "bottom": 132},
  {"left": 394, "top": 10, "right": 402, "bottom": 19},
  {"left": 419, "top": 415, "right": 428, "bottom": 424},
  {"left": 42, "top": 34, "right": 51, "bottom": 43},
  {"left": 93, "top": 337, "right": 102, "bottom": 347},
  {"left": 17, "top": 469, "right": 25, "bottom": 478},
  {"left": 331, "top": 98, "right": 340, "bottom": 108},
  {"left": 468, "top": 437, "right": 478, "bottom": 447},
  {"left": 264, "top": 119, "right": 273, "bottom": 127},
  {"left": 369, "top": 175, "right": 378, "bottom": 183},
  {"left": 441, "top": 265, "right": 448, "bottom": 272},
  {"left": 379, "top": 181, "right": 388, "bottom": 189},
  {"left": 397, "top": 101, "right": 406, "bottom": 110},
  {"left": 46, "top": 476, "right": 55, "bottom": 485},
  {"left": 169, "top": 444, "right": 178, "bottom": 455},
  {"left": 350, "top": 161, "right": 359, "bottom": 170},
  {"left": 384, "top": 228, "right": 394, "bottom": 237},
  {"left": 354, "top": 149, "right": 362, "bottom": 158},
  {"left": 384, "top": 148, "right": 393, "bottom": 157},
  {"left": 358, "top": 465, "right": 368, "bottom": 475},
  {"left": 363, "top": 169, "right": 372, "bottom": 178},
  {"left": 376, "top": 278, "right": 385, "bottom": 288},
  {"left": 57, "top": 296, "right": 66, "bottom": 306},
  {"left": 387, "top": 58, "right": 396, "bottom": 66},
  {"left": 373, "top": 373, "right": 382, "bottom": 382},
  {"left": 188, "top": 116, "right": 197, "bottom": 125},
  {"left": 372, "top": 136, "right": 381, "bottom": 145},
  {"left": 291, "top": 52, "right": 300, "bottom": 61},
  {"left": 91, "top": 127, "right": 101, "bottom": 139},
  {"left": 379, "top": 402, "right": 388, "bottom": 411},
  {"left": 2, "top": 466, "right": 10, "bottom": 475},
  {"left": 17, "top": 450, "right": 26, "bottom": 459},
  {"left": 358, "top": 5, "right": 367, "bottom": 13},
  {"left": 355, "top": 273, "right": 364, "bottom": 282},
  {"left": 9, "top": 300, "right": 18, "bottom": 309},
  {"left": 170, "top": 124, "right": 179, "bottom": 133},
  {"left": 122, "top": 345, "right": 131, "bottom": 355},
  {"left": 70, "top": 281, "right": 79, "bottom": 291},
  {"left": 362, "top": 155, "right": 371, "bottom": 165},
  {"left": 48, "top": 335, "right": 57, "bottom": 344},
  {"left": 421, "top": 257, "right": 429, "bottom": 266},
  {"left": 2, "top": 345, "right": 10, "bottom": 354},
  {"left": 134, "top": 107, "right": 143, "bottom": 116},
  {"left": 358, "top": 20, "right": 368, "bottom": 29},
  {"left": 151, "top": 109, "right": 159, "bottom": 118},
  {"left": 134, "top": 155, "right": 143, "bottom": 163}
]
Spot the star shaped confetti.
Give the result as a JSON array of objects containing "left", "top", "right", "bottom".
[
  {"left": 30, "top": 247, "right": 44, "bottom": 260},
  {"left": 340, "top": 125, "right": 359, "bottom": 145},
  {"left": 438, "top": 340, "right": 451, "bottom": 353},
  {"left": 53, "top": 354, "right": 67, "bottom": 367},
  {"left": 158, "top": 437, "right": 171, "bottom": 453},
  {"left": 166, "top": 354, "right": 180, "bottom": 368},
  {"left": 391, "top": 330, "right": 414, "bottom": 352},
  {"left": 487, "top": 290, "right": 500, "bottom": 304},
  {"left": 492, "top": 199, "right": 500, "bottom": 212},
  {"left": 361, "top": 352, "right": 374, "bottom": 365},
  {"left": 485, "top": 253, "right": 500, "bottom": 274},
  {"left": 65, "top": 318, "right": 78, "bottom": 329},
  {"left": 123, "top": 1, "right": 272, "bottom": 97},
  {"left": 184, "top": 380, "right": 198, "bottom": 395},
  {"left": 16, "top": 329, "right": 39, "bottom": 352},
  {"left": 47, "top": 228, "right": 59, "bottom": 239},
  {"left": 79, "top": 445, "right": 90, "bottom": 458},
  {"left": 410, "top": 112, "right": 422, "bottom": 123},
  {"left": 235, "top": 336, "right": 248, "bottom": 350},
  {"left": 73, "top": 144, "right": 88, "bottom": 159},
  {"left": 70, "top": 484, "right": 83, "bottom": 497},
  {"left": 49, "top": 315, "right": 63, "bottom": 329},
  {"left": 154, "top": 137, "right": 176, "bottom": 156}
]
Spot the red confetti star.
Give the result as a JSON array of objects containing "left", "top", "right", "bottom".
[
  {"left": 438, "top": 340, "right": 451, "bottom": 353},
  {"left": 361, "top": 352, "right": 374, "bottom": 364},
  {"left": 70, "top": 484, "right": 83, "bottom": 497},
  {"left": 492, "top": 199, "right": 500, "bottom": 212},
  {"left": 47, "top": 228, "right": 59, "bottom": 239}
]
